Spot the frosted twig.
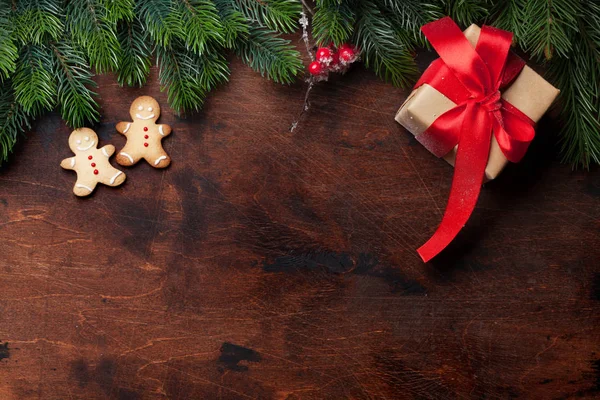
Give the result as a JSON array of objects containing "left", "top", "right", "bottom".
[
  {"left": 301, "top": 0, "right": 314, "bottom": 15},
  {"left": 290, "top": 10, "right": 317, "bottom": 132}
]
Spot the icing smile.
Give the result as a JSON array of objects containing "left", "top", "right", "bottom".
[
  {"left": 136, "top": 113, "right": 155, "bottom": 120},
  {"left": 77, "top": 140, "right": 95, "bottom": 151}
]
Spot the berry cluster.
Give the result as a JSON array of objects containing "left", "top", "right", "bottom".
[{"left": 308, "top": 44, "right": 358, "bottom": 79}]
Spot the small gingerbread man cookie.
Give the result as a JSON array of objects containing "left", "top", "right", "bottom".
[
  {"left": 115, "top": 96, "right": 172, "bottom": 168},
  {"left": 60, "top": 128, "right": 126, "bottom": 197}
]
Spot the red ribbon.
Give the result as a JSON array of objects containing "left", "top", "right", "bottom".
[{"left": 415, "top": 17, "right": 536, "bottom": 262}]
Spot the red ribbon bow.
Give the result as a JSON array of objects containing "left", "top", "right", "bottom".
[{"left": 415, "top": 17, "right": 536, "bottom": 262}]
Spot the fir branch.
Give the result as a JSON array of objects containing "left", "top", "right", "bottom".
[
  {"left": 520, "top": 0, "right": 581, "bottom": 60},
  {"left": 66, "top": 0, "right": 122, "bottom": 73},
  {"left": 214, "top": 0, "right": 250, "bottom": 48},
  {"left": 312, "top": 0, "right": 356, "bottom": 46},
  {"left": 585, "top": 0, "right": 600, "bottom": 47},
  {"left": 550, "top": 12, "right": 600, "bottom": 167},
  {"left": 157, "top": 44, "right": 205, "bottom": 113},
  {"left": 117, "top": 17, "right": 152, "bottom": 87},
  {"left": 441, "top": 0, "right": 490, "bottom": 27},
  {"left": 157, "top": 40, "right": 229, "bottom": 113},
  {"left": 353, "top": 1, "right": 418, "bottom": 88},
  {"left": 235, "top": 0, "right": 302, "bottom": 33},
  {"left": 0, "top": 3, "right": 18, "bottom": 80},
  {"left": 12, "top": 45, "right": 56, "bottom": 116},
  {"left": 103, "top": 0, "right": 135, "bottom": 23},
  {"left": 199, "top": 50, "right": 230, "bottom": 90},
  {"left": 235, "top": 25, "right": 302, "bottom": 84},
  {"left": 136, "top": 0, "right": 183, "bottom": 47},
  {"left": 376, "top": 0, "right": 442, "bottom": 39},
  {"left": 491, "top": 0, "right": 527, "bottom": 44},
  {"left": 51, "top": 41, "right": 100, "bottom": 127},
  {"left": 11, "top": 0, "right": 64, "bottom": 45},
  {"left": 171, "top": 0, "right": 225, "bottom": 53},
  {"left": 0, "top": 81, "right": 30, "bottom": 164}
]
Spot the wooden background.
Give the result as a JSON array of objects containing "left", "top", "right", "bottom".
[{"left": 0, "top": 48, "right": 599, "bottom": 400}]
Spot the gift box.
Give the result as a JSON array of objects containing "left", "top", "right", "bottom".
[
  {"left": 396, "top": 24, "right": 559, "bottom": 180},
  {"left": 394, "top": 17, "right": 559, "bottom": 262}
]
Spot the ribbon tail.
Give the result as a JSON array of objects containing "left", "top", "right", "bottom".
[{"left": 417, "top": 103, "right": 492, "bottom": 262}]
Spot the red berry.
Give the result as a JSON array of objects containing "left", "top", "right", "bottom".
[
  {"left": 316, "top": 47, "right": 332, "bottom": 62},
  {"left": 308, "top": 61, "right": 323, "bottom": 75},
  {"left": 331, "top": 51, "right": 340, "bottom": 65},
  {"left": 339, "top": 47, "right": 356, "bottom": 63},
  {"left": 338, "top": 43, "right": 353, "bottom": 52}
]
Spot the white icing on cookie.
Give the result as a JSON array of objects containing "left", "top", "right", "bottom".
[
  {"left": 109, "top": 171, "right": 123, "bottom": 184},
  {"left": 120, "top": 152, "right": 134, "bottom": 163},
  {"left": 76, "top": 184, "right": 93, "bottom": 192},
  {"left": 77, "top": 140, "right": 96, "bottom": 151},
  {"left": 154, "top": 156, "right": 167, "bottom": 165},
  {"left": 102, "top": 147, "right": 109, "bottom": 157},
  {"left": 123, "top": 123, "right": 131, "bottom": 133},
  {"left": 70, "top": 158, "right": 75, "bottom": 168},
  {"left": 158, "top": 125, "right": 164, "bottom": 136},
  {"left": 135, "top": 113, "right": 155, "bottom": 120}
]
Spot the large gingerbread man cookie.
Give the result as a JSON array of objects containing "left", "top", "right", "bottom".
[
  {"left": 115, "top": 96, "right": 172, "bottom": 168},
  {"left": 60, "top": 128, "right": 126, "bottom": 197}
]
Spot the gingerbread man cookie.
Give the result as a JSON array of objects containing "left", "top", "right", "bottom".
[
  {"left": 115, "top": 96, "right": 172, "bottom": 168},
  {"left": 60, "top": 128, "right": 126, "bottom": 197}
]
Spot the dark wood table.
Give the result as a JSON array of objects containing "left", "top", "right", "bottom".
[{"left": 1, "top": 52, "right": 599, "bottom": 399}]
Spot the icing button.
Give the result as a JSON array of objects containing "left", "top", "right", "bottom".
[
  {"left": 143, "top": 127, "right": 148, "bottom": 132},
  {"left": 91, "top": 162, "right": 96, "bottom": 167},
  {"left": 144, "top": 134, "right": 149, "bottom": 139},
  {"left": 144, "top": 143, "right": 149, "bottom": 147},
  {"left": 88, "top": 155, "right": 93, "bottom": 160},
  {"left": 93, "top": 169, "right": 99, "bottom": 175}
]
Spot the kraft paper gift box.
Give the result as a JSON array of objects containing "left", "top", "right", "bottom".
[{"left": 395, "top": 24, "right": 560, "bottom": 180}]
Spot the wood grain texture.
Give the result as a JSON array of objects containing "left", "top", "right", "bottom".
[{"left": 0, "top": 51, "right": 599, "bottom": 400}]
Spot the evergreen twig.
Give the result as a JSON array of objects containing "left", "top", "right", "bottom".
[
  {"left": 234, "top": 0, "right": 301, "bottom": 33},
  {"left": 13, "top": 45, "right": 57, "bottom": 116},
  {"left": 312, "top": 0, "right": 356, "bottom": 46},
  {"left": 353, "top": 1, "right": 418, "bottom": 88},
  {"left": 235, "top": 25, "right": 303, "bottom": 84},
  {"left": 66, "top": 0, "right": 122, "bottom": 73},
  {"left": 11, "top": 0, "right": 64, "bottom": 45},
  {"left": 0, "top": 3, "right": 18, "bottom": 80},
  {"left": 117, "top": 16, "right": 152, "bottom": 87},
  {"left": 0, "top": 82, "right": 31, "bottom": 163},
  {"left": 214, "top": 0, "right": 249, "bottom": 48},
  {"left": 51, "top": 41, "right": 100, "bottom": 128}
]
